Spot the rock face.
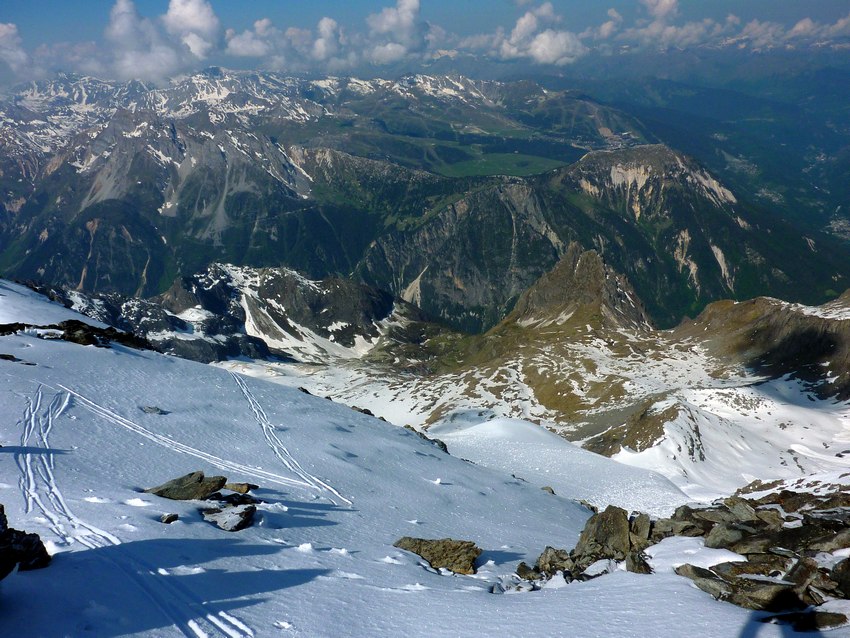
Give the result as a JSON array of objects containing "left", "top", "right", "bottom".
[
  {"left": 519, "top": 506, "right": 653, "bottom": 583},
  {"left": 0, "top": 504, "right": 51, "bottom": 580},
  {"left": 202, "top": 505, "right": 256, "bottom": 532},
  {"left": 144, "top": 471, "right": 227, "bottom": 501},
  {"left": 393, "top": 537, "right": 482, "bottom": 575}
]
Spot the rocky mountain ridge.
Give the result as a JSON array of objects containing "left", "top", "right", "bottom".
[{"left": 4, "top": 70, "right": 848, "bottom": 334}]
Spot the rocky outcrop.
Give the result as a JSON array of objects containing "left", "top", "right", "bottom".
[
  {"left": 144, "top": 471, "right": 227, "bottom": 501},
  {"left": 517, "top": 506, "right": 653, "bottom": 582},
  {"left": 393, "top": 537, "right": 482, "bottom": 575},
  {"left": 0, "top": 504, "right": 51, "bottom": 580},
  {"left": 202, "top": 505, "right": 256, "bottom": 532}
]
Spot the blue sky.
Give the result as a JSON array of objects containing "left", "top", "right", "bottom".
[{"left": 1, "top": 0, "right": 850, "bottom": 84}]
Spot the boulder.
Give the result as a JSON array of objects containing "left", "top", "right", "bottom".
[
  {"left": 145, "top": 471, "right": 227, "bottom": 500},
  {"left": 516, "top": 561, "right": 539, "bottom": 581},
  {"left": 625, "top": 551, "right": 652, "bottom": 574},
  {"left": 704, "top": 523, "right": 744, "bottom": 549},
  {"left": 393, "top": 537, "right": 482, "bottom": 575},
  {"left": 0, "top": 504, "right": 51, "bottom": 580},
  {"left": 831, "top": 558, "right": 850, "bottom": 597},
  {"left": 573, "top": 505, "right": 630, "bottom": 569},
  {"left": 723, "top": 496, "right": 758, "bottom": 522},
  {"left": 762, "top": 611, "right": 848, "bottom": 632},
  {"left": 160, "top": 513, "right": 179, "bottom": 524},
  {"left": 535, "top": 546, "right": 573, "bottom": 576},
  {"left": 224, "top": 482, "right": 259, "bottom": 494},
  {"left": 675, "top": 564, "right": 732, "bottom": 600},
  {"left": 202, "top": 504, "right": 256, "bottom": 532},
  {"left": 728, "top": 578, "right": 805, "bottom": 612},
  {"left": 629, "top": 513, "right": 652, "bottom": 551},
  {"left": 711, "top": 556, "right": 788, "bottom": 581}
]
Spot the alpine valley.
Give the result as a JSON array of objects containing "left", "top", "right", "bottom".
[{"left": 3, "top": 68, "right": 850, "bottom": 637}]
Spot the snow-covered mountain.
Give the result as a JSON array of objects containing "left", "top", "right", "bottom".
[{"left": 5, "top": 278, "right": 824, "bottom": 637}]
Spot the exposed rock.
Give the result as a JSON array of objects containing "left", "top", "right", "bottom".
[
  {"left": 727, "top": 578, "right": 804, "bottom": 612},
  {"left": 207, "top": 492, "right": 261, "bottom": 506},
  {"left": 831, "top": 558, "right": 850, "bottom": 596},
  {"left": 573, "top": 505, "right": 631, "bottom": 570},
  {"left": 754, "top": 508, "right": 784, "bottom": 531},
  {"left": 703, "top": 523, "right": 744, "bottom": 549},
  {"left": 541, "top": 486, "right": 555, "bottom": 495},
  {"left": 140, "top": 406, "right": 169, "bottom": 415},
  {"left": 625, "top": 551, "right": 652, "bottom": 574},
  {"left": 144, "top": 471, "right": 227, "bottom": 500},
  {"left": 629, "top": 513, "right": 652, "bottom": 551},
  {"left": 393, "top": 537, "right": 482, "bottom": 575},
  {"left": 0, "top": 504, "right": 51, "bottom": 580},
  {"left": 224, "top": 482, "right": 259, "bottom": 494},
  {"left": 516, "top": 561, "right": 539, "bottom": 581},
  {"left": 761, "top": 611, "right": 849, "bottom": 632},
  {"left": 711, "top": 556, "right": 789, "bottom": 581},
  {"left": 535, "top": 546, "right": 573, "bottom": 577},
  {"left": 202, "top": 505, "right": 256, "bottom": 532},
  {"left": 403, "top": 425, "right": 449, "bottom": 454},
  {"left": 723, "top": 496, "right": 758, "bottom": 522},
  {"left": 675, "top": 564, "right": 732, "bottom": 600},
  {"left": 160, "top": 513, "right": 179, "bottom": 524}
]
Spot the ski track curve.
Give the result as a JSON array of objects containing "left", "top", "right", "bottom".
[
  {"left": 13, "top": 384, "right": 254, "bottom": 638},
  {"left": 230, "top": 371, "right": 351, "bottom": 506},
  {"left": 57, "top": 384, "right": 312, "bottom": 491}
]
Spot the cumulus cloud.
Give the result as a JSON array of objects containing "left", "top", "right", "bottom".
[
  {"left": 641, "top": 0, "right": 678, "bottom": 22},
  {"left": 490, "top": 3, "right": 586, "bottom": 66},
  {"left": 366, "top": 0, "right": 428, "bottom": 63},
  {"left": 104, "top": 0, "right": 184, "bottom": 83},
  {"left": 581, "top": 8, "right": 623, "bottom": 41},
  {"left": 0, "top": 23, "right": 30, "bottom": 75},
  {"left": 162, "top": 0, "right": 220, "bottom": 59}
]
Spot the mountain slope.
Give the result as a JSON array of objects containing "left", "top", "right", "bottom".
[{"left": 0, "top": 279, "right": 787, "bottom": 637}]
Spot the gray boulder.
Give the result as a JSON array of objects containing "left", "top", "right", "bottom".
[
  {"left": 393, "top": 537, "right": 482, "bottom": 575},
  {"left": 675, "top": 564, "right": 732, "bottom": 600},
  {"left": 573, "top": 505, "right": 631, "bottom": 569},
  {"left": 202, "top": 504, "right": 256, "bottom": 532},
  {"left": 145, "top": 471, "right": 227, "bottom": 500}
]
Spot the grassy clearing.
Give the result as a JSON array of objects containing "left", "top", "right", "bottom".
[{"left": 435, "top": 153, "right": 568, "bottom": 178}]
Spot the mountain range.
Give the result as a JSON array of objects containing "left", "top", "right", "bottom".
[{"left": 3, "top": 69, "right": 850, "bottom": 334}]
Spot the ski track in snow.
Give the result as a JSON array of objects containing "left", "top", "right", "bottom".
[
  {"left": 57, "top": 383, "right": 313, "bottom": 491},
  {"left": 14, "top": 385, "right": 254, "bottom": 638},
  {"left": 230, "top": 371, "right": 351, "bottom": 506}
]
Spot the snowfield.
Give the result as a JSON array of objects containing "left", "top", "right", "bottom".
[{"left": 0, "top": 280, "right": 845, "bottom": 636}]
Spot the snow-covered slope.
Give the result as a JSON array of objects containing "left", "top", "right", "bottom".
[{"left": 0, "top": 280, "right": 801, "bottom": 637}]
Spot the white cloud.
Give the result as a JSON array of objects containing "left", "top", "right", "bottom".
[
  {"left": 0, "top": 23, "right": 29, "bottom": 75},
  {"left": 225, "top": 26, "right": 272, "bottom": 58},
  {"left": 492, "top": 2, "right": 586, "bottom": 65},
  {"left": 104, "top": 0, "right": 184, "bottom": 83},
  {"left": 581, "top": 7, "right": 623, "bottom": 41},
  {"left": 312, "top": 17, "right": 341, "bottom": 61},
  {"left": 641, "top": 0, "right": 678, "bottom": 21},
  {"left": 527, "top": 29, "right": 585, "bottom": 65},
  {"left": 366, "top": 0, "right": 427, "bottom": 63},
  {"left": 162, "top": 0, "right": 220, "bottom": 59}
]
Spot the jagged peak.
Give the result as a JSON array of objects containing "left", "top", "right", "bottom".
[{"left": 504, "top": 243, "right": 651, "bottom": 332}]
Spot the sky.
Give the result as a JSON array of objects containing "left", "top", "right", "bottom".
[{"left": 1, "top": 0, "right": 850, "bottom": 85}]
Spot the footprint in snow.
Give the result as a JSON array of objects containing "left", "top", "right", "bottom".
[
  {"left": 406, "top": 519, "right": 421, "bottom": 525},
  {"left": 380, "top": 556, "right": 403, "bottom": 565},
  {"left": 83, "top": 496, "right": 111, "bottom": 504},
  {"left": 123, "top": 498, "right": 151, "bottom": 507},
  {"left": 273, "top": 620, "right": 294, "bottom": 631}
]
